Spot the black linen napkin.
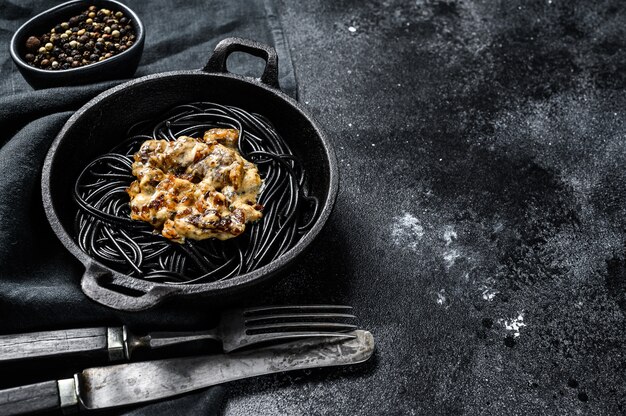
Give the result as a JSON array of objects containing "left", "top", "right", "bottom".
[{"left": 0, "top": 0, "right": 297, "bottom": 414}]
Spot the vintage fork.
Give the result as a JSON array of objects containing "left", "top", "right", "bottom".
[{"left": 0, "top": 305, "right": 357, "bottom": 363}]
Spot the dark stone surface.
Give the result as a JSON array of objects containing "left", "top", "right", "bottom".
[{"left": 224, "top": 0, "right": 626, "bottom": 414}]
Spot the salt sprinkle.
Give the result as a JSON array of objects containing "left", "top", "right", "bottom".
[
  {"left": 481, "top": 286, "right": 499, "bottom": 301},
  {"left": 436, "top": 289, "right": 447, "bottom": 306},
  {"left": 502, "top": 313, "right": 526, "bottom": 337},
  {"left": 391, "top": 212, "right": 424, "bottom": 250},
  {"left": 443, "top": 249, "right": 460, "bottom": 268},
  {"left": 443, "top": 227, "right": 457, "bottom": 246}
]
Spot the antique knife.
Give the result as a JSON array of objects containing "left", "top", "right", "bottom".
[{"left": 0, "top": 330, "right": 374, "bottom": 415}]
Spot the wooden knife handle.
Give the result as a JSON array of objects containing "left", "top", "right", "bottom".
[
  {"left": 0, "top": 380, "right": 60, "bottom": 415},
  {"left": 0, "top": 327, "right": 110, "bottom": 363}
]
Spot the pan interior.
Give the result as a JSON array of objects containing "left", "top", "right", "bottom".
[{"left": 47, "top": 73, "right": 333, "bottom": 285}]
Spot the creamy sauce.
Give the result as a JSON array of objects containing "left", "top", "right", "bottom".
[{"left": 126, "top": 128, "right": 263, "bottom": 242}]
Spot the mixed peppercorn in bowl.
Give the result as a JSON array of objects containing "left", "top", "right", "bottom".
[{"left": 10, "top": 0, "right": 144, "bottom": 89}]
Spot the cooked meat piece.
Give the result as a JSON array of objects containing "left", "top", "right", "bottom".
[{"left": 127, "top": 128, "right": 263, "bottom": 242}]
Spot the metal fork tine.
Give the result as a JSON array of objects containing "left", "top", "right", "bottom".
[
  {"left": 245, "top": 313, "right": 356, "bottom": 324},
  {"left": 246, "top": 322, "right": 358, "bottom": 332},
  {"left": 244, "top": 305, "right": 353, "bottom": 315}
]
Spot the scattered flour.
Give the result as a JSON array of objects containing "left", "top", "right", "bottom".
[
  {"left": 443, "top": 249, "right": 460, "bottom": 268},
  {"left": 436, "top": 289, "right": 449, "bottom": 308},
  {"left": 501, "top": 313, "right": 526, "bottom": 337},
  {"left": 479, "top": 284, "right": 499, "bottom": 301},
  {"left": 443, "top": 227, "right": 457, "bottom": 246},
  {"left": 391, "top": 212, "right": 424, "bottom": 250}
]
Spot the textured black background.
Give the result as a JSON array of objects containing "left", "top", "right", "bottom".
[
  {"left": 225, "top": 0, "right": 626, "bottom": 414},
  {"left": 2, "top": 0, "right": 626, "bottom": 415}
]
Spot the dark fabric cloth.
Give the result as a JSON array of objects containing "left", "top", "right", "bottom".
[{"left": 0, "top": 1, "right": 296, "bottom": 414}]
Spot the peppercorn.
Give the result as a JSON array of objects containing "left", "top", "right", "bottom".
[
  {"left": 26, "top": 36, "right": 40, "bottom": 50},
  {"left": 22, "top": 5, "right": 136, "bottom": 70}
]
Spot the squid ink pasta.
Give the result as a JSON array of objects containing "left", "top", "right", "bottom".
[{"left": 73, "top": 102, "right": 319, "bottom": 284}]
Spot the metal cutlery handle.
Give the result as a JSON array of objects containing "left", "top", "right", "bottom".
[
  {"left": 0, "top": 326, "right": 221, "bottom": 364},
  {"left": 0, "top": 378, "right": 77, "bottom": 416},
  {"left": 128, "top": 329, "right": 220, "bottom": 352},
  {"left": 0, "top": 327, "right": 126, "bottom": 363}
]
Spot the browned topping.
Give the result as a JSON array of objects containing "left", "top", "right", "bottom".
[{"left": 126, "top": 129, "right": 263, "bottom": 243}]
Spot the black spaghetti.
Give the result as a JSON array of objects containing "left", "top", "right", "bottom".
[{"left": 73, "top": 102, "right": 319, "bottom": 284}]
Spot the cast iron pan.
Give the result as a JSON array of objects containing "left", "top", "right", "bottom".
[{"left": 42, "top": 38, "right": 338, "bottom": 312}]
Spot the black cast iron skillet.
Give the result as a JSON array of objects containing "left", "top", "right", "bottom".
[{"left": 42, "top": 38, "right": 338, "bottom": 312}]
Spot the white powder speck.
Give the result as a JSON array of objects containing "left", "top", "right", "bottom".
[
  {"left": 436, "top": 289, "right": 447, "bottom": 306},
  {"left": 348, "top": 26, "right": 357, "bottom": 32},
  {"left": 443, "top": 227, "right": 457, "bottom": 246},
  {"left": 347, "top": 70, "right": 352, "bottom": 74},
  {"left": 348, "top": 123, "right": 352, "bottom": 127},
  {"left": 391, "top": 212, "right": 425, "bottom": 250},
  {"left": 480, "top": 286, "right": 499, "bottom": 301},
  {"left": 305, "top": 101, "right": 309, "bottom": 105},
  {"left": 371, "top": 143, "right": 375, "bottom": 147},
  {"left": 443, "top": 249, "right": 460, "bottom": 268},
  {"left": 502, "top": 313, "right": 526, "bottom": 337}
]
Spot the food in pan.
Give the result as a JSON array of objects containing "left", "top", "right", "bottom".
[
  {"left": 74, "top": 102, "right": 319, "bottom": 284},
  {"left": 126, "top": 129, "right": 263, "bottom": 242}
]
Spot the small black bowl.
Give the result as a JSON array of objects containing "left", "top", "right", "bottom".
[{"left": 10, "top": 0, "right": 145, "bottom": 89}]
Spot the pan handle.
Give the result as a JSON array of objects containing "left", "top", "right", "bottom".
[
  {"left": 80, "top": 263, "right": 175, "bottom": 312},
  {"left": 203, "top": 37, "right": 281, "bottom": 90}
]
